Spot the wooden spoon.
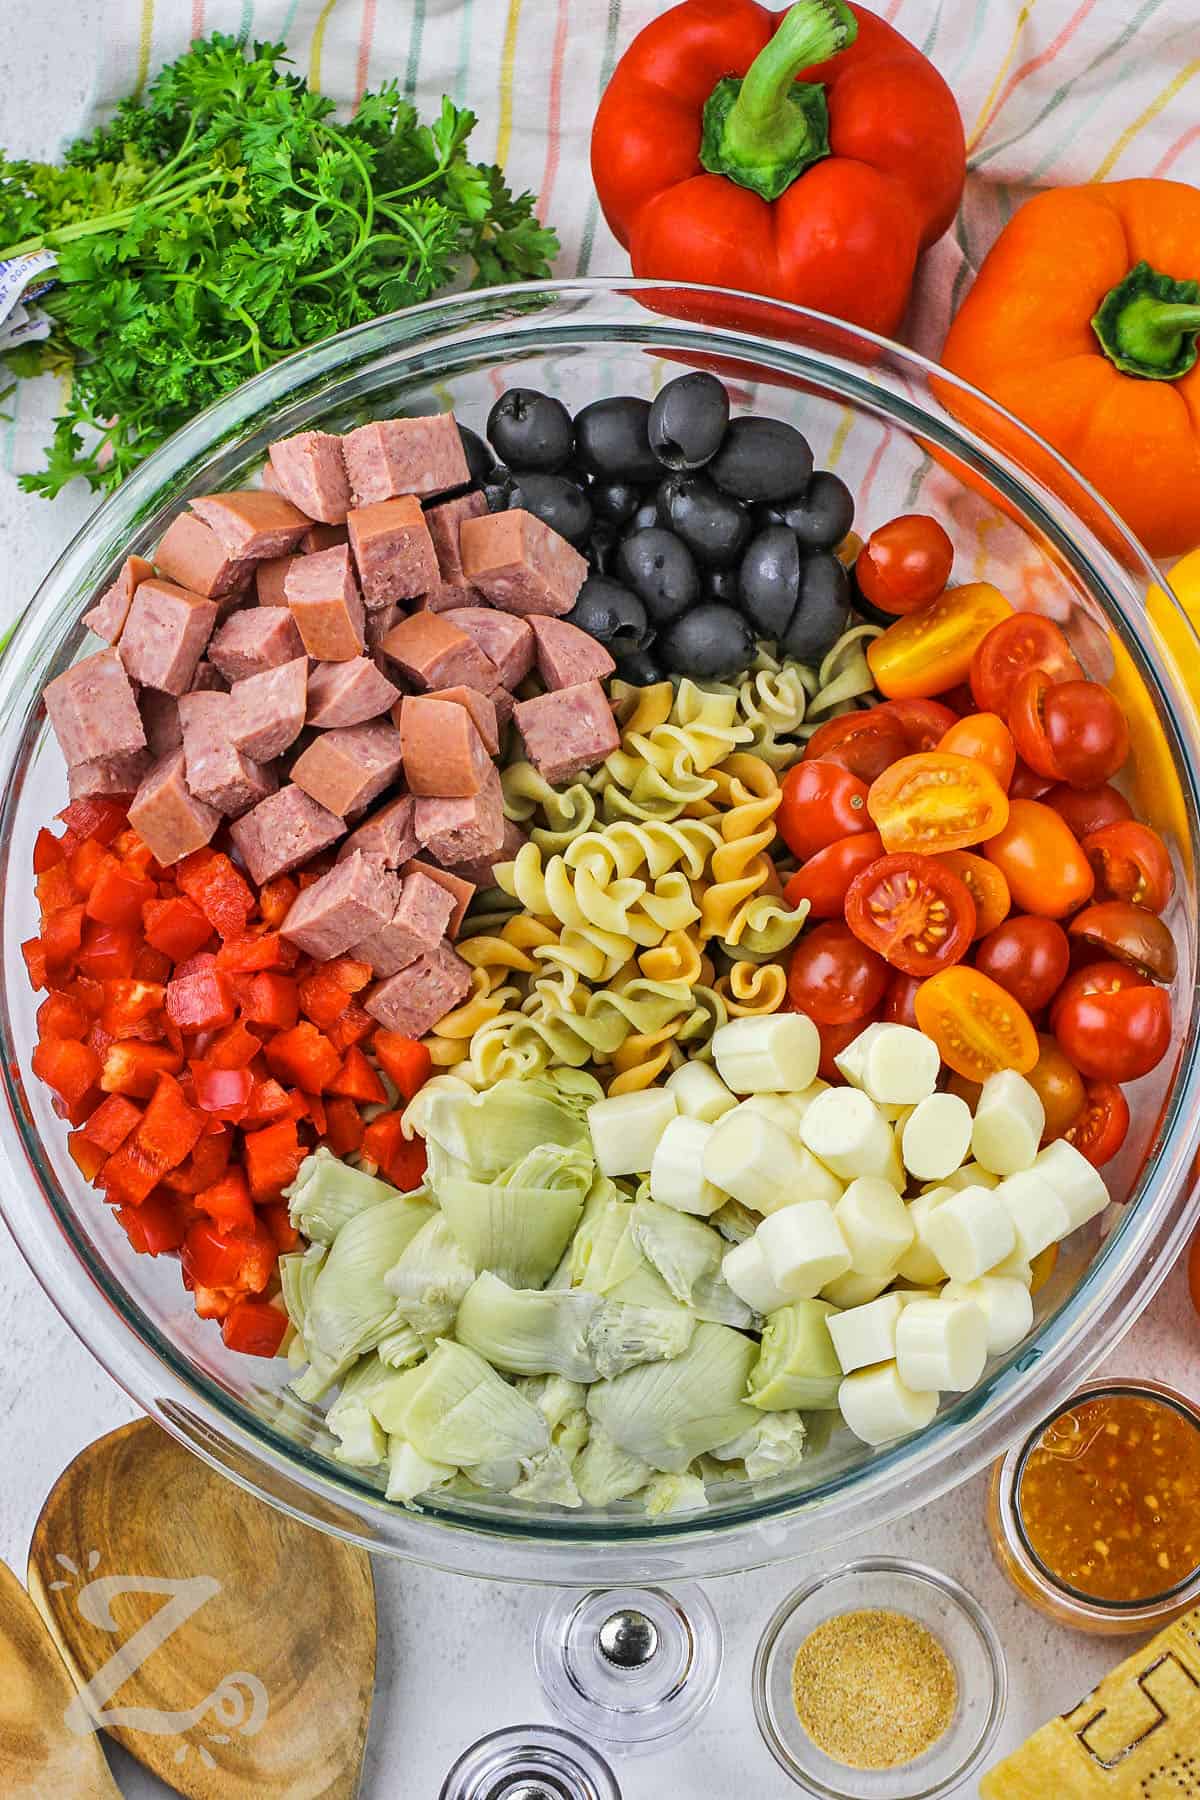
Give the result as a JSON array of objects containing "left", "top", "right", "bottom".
[
  {"left": 0, "top": 1556, "right": 122, "bottom": 1798},
  {"left": 28, "top": 1417, "right": 377, "bottom": 1799}
]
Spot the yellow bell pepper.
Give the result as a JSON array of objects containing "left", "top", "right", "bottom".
[{"left": 1105, "top": 549, "right": 1200, "bottom": 853}]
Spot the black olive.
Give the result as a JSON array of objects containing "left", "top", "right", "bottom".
[
  {"left": 658, "top": 474, "right": 752, "bottom": 568},
  {"left": 626, "top": 497, "right": 662, "bottom": 535},
  {"left": 709, "top": 417, "right": 814, "bottom": 505},
  {"left": 614, "top": 646, "right": 666, "bottom": 686},
  {"left": 739, "top": 525, "right": 801, "bottom": 640},
  {"left": 483, "top": 467, "right": 513, "bottom": 512},
  {"left": 573, "top": 397, "right": 661, "bottom": 482},
  {"left": 458, "top": 424, "right": 496, "bottom": 486},
  {"left": 780, "top": 554, "right": 852, "bottom": 663},
  {"left": 614, "top": 527, "right": 700, "bottom": 627},
  {"left": 760, "top": 470, "right": 855, "bottom": 552},
  {"left": 486, "top": 388, "right": 574, "bottom": 472},
  {"left": 659, "top": 604, "right": 754, "bottom": 680},
  {"left": 705, "top": 566, "right": 740, "bottom": 606},
  {"left": 506, "top": 472, "right": 593, "bottom": 548},
  {"left": 566, "top": 576, "right": 651, "bottom": 652},
  {"left": 587, "top": 520, "right": 619, "bottom": 575},
  {"left": 648, "top": 371, "right": 730, "bottom": 471},
  {"left": 590, "top": 478, "right": 646, "bottom": 526}
]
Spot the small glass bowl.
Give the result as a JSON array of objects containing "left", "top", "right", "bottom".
[
  {"left": 988, "top": 1377, "right": 1200, "bottom": 1635},
  {"left": 752, "top": 1558, "right": 1007, "bottom": 1799}
]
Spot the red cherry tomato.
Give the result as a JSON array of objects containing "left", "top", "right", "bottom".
[
  {"left": 1067, "top": 901, "right": 1177, "bottom": 981},
  {"left": 875, "top": 698, "right": 959, "bottom": 752},
  {"left": 1080, "top": 821, "right": 1175, "bottom": 914},
  {"left": 844, "top": 852, "right": 976, "bottom": 978},
  {"left": 883, "top": 971, "right": 922, "bottom": 1027},
  {"left": 1045, "top": 783, "right": 1133, "bottom": 839},
  {"left": 783, "top": 831, "right": 885, "bottom": 919},
  {"left": 1065, "top": 1080, "right": 1131, "bottom": 1167},
  {"left": 938, "top": 712, "right": 1016, "bottom": 789},
  {"left": 1050, "top": 961, "right": 1172, "bottom": 1083},
  {"left": 855, "top": 514, "right": 955, "bottom": 616},
  {"left": 974, "top": 915, "right": 1071, "bottom": 1015},
  {"left": 969, "top": 612, "right": 1082, "bottom": 715},
  {"left": 1009, "top": 759, "right": 1054, "bottom": 800},
  {"left": 803, "top": 711, "right": 908, "bottom": 783},
  {"left": 1041, "top": 682, "right": 1130, "bottom": 788},
  {"left": 777, "top": 762, "right": 872, "bottom": 862},
  {"left": 1007, "top": 668, "right": 1064, "bottom": 780},
  {"left": 787, "top": 922, "right": 890, "bottom": 1026},
  {"left": 814, "top": 1010, "right": 882, "bottom": 1085}
]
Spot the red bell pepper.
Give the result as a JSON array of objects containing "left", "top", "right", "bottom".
[
  {"left": 33, "top": 826, "right": 65, "bottom": 873},
  {"left": 166, "top": 961, "right": 236, "bottom": 1033},
  {"left": 324, "top": 1096, "right": 365, "bottom": 1157},
  {"left": 243, "top": 1117, "right": 305, "bottom": 1202},
  {"left": 37, "top": 991, "right": 89, "bottom": 1041},
  {"left": 362, "top": 1113, "right": 428, "bottom": 1192},
  {"left": 216, "top": 931, "right": 294, "bottom": 973},
  {"left": 116, "top": 1190, "right": 187, "bottom": 1256},
  {"left": 41, "top": 905, "right": 85, "bottom": 972},
  {"left": 221, "top": 1295, "right": 288, "bottom": 1357},
  {"left": 242, "top": 971, "right": 299, "bottom": 1031},
  {"left": 329, "top": 1045, "right": 387, "bottom": 1105},
  {"left": 192, "top": 1062, "right": 254, "bottom": 1119},
  {"left": 67, "top": 838, "right": 112, "bottom": 897},
  {"left": 258, "top": 876, "right": 298, "bottom": 927},
  {"left": 77, "top": 919, "right": 139, "bottom": 982},
  {"left": 265, "top": 1022, "right": 342, "bottom": 1093},
  {"left": 68, "top": 1129, "right": 107, "bottom": 1181},
  {"left": 206, "top": 1019, "right": 263, "bottom": 1070},
  {"left": 262, "top": 1200, "right": 301, "bottom": 1253},
  {"left": 195, "top": 1167, "right": 256, "bottom": 1235},
  {"left": 99, "top": 979, "right": 166, "bottom": 1039},
  {"left": 372, "top": 1032, "right": 433, "bottom": 1101},
  {"left": 132, "top": 945, "right": 173, "bottom": 983},
  {"left": 57, "top": 796, "right": 127, "bottom": 850},
  {"left": 242, "top": 1076, "right": 293, "bottom": 1127},
  {"left": 32, "top": 1036, "right": 101, "bottom": 1117},
  {"left": 100, "top": 1041, "right": 183, "bottom": 1098},
  {"left": 182, "top": 1216, "right": 277, "bottom": 1294},
  {"left": 36, "top": 861, "right": 78, "bottom": 919},
  {"left": 297, "top": 958, "right": 372, "bottom": 1030},
  {"left": 98, "top": 1136, "right": 168, "bottom": 1205},
  {"left": 86, "top": 862, "right": 156, "bottom": 929},
  {"left": 326, "top": 1003, "right": 375, "bottom": 1053},
  {"left": 591, "top": 0, "right": 965, "bottom": 338},
  {"left": 143, "top": 895, "right": 213, "bottom": 961},
  {"left": 176, "top": 849, "right": 254, "bottom": 941},
  {"left": 79, "top": 1092, "right": 142, "bottom": 1153},
  {"left": 136, "top": 1072, "right": 206, "bottom": 1172},
  {"left": 21, "top": 937, "right": 49, "bottom": 990}
]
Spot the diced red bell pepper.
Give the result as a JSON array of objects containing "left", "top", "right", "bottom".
[
  {"left": 86, "top": 1020, "right": 115, "bottom": 1060},
  {"left": 21, "top": 937, "right": 49, "bottom": 990},
  {"left": 206, "top": 1019, "right": 263, "bottom": 1070},
  {"left": 372, "top": 1032, "right": 433, "bottom": 1101},
  {"left": 221, "top": 1296, "right": 288, "bottom": 1357},
  {"left": 176, "top": 849, "right": 255, "bottom": 941},
  {"left": 100, "top": 979, "right": 166, "bottom": 1039},
  {"left": 79, "top": 1092, "right": 142, "bottom": 1154},
  {"left": 242, "top": 971, "right": 299, "bottom": 1031},
  {"left": 362, "top": 1113, "right": 428, "bottom": 1191},
  {"left": 111, "top": 827, "right": 158, "bottom": 876},
  {"left": 265, "top": 1022, "right": 342, "bottom": 1093},
  {"left": 298, "top": 958, "right": 373, "bottom": 1030},
  {"left": 190, "top": 1282, "right": 237, "bottom": 1320},
  {"left": 326, "top": 1003, "right": 374, "bottom": 1053},
  {"left": 182, "top": 1216, "right": 277, "bottom": 1294},
  {"left": 68, "top": 975, "right": 106, "bottom": 1018},
  {"left": 116, "top": 1189, "right": 187, "bottom": 1256},
  {"left": 132, "top": 945, "right": 172, "bottom": 983},
  {"left": 166, "top": 963, "right": 236, "bottom": 1033},
  {"left": 262, "top": 1200, "right": 301, "bottom": 1253},
  {"left": 242, "top": 1077, "right": 292, "bottom": 1127},
  {"left": 160, "top": 1127, "right": 233, "bottom": 1195},
  {"left": 243, "top": 1117, "right": 305, "bottom": 1203},
  {"left": 143, "top": 894, "right": 213, "bottom": 961},
  {"left": 37, "top": 991, "right": 89, "bottom": 1041},
  {"left": 37, "top": 860, "right": 81, "bottom": 918},
  {"left": 68, "top": 1129, "right": 107, "bottom": 1181},
  {"left": 41, "top": 905, "right": 86, "bottom": 972},
  {"left": 32, "top": 1036, "right": 101, "bottom": 1114},
  {"left": 101, "top": 1040, "right": 183, "bottom": 1099},
  {"left": 195, "top": 1167, "right": 255, "bottom": 1235},
  {"left": 86, "top": 862, "right": 156, "bottom": 929},
  {"left": 192, "top": 1062, "right": 253, "bottom": 1119},
  {"left": 259, "top": 876, "right": 298, "bottom": 927},
  {"left": 323, "top": 1095, "right": 365, "bottom": 1157},
  {"left": 98, "top": 1137, "right": 167, "bottom": 1205},
  {"left": 77, "top": 920, "right": 139, "bottom": 983},
  {"left": 329, "top": 1045, "right": 387, "bottom": 1105},
  {"left": 216, "top": 932, "right": 294, "bottom": 973},
  {"left": 57, "top": 796, "right": 128, "bottom": 850},
  {"left": 68, "top": 838, "right": 114, "bottom": 897},
  {"left": 33, "top": 827, "right": 64, "bottom": 873},
  {"left": 136, "top": 1072, "right": 206, "bottom": 1173},
  {"left": 303, "top": 1090, "right": 328, "bottom": 1136}
]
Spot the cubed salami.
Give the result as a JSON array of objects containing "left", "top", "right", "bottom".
[
  {"left": 207, "top": 607, "right": 305, "bottom": 683},
  {"left": 342, "top": 414, "right": 470, "bottom": 507},
  {"left": 229, "top": 784, "right": 344, "bottom": 885},
  {"left": 379, "top": 611, "right": 497, "bottom": 693},
  {"left": 459, "top": 509, "right": 587, "bottom": 617},
  {"left": 529, "top": 614, "right": 616, "bottom": 690},
  {"left": 426, "top": 490, "right": 488, "bottom": 587},
  {"left": 306, "top": 656, "right": 399, "bottom": 729},
  {"left": 128, "top": 750, "right": 221, "bottom": 865},
  {"left": 490, "top": 685, "right": 515, "bottom": 733},
  {"left": 190, "top": 490, "right": 311, "bottom": 559},
  {"left": 425, "top": 684, "right": 499, "bottom": 755},
  {"left": 227, "top": 657, "right": 308, "bottom": 762},
  {"left": 285, "top": 544, "right": 366, "bottom": 661},
  {"left": 447, "top": 606, "right": 535, "bottom": 688},
  {"left": 83, "top": 555, "right": 155, "bottom": 645},
  {"left": 347, "top": 496, "right": 439, "bottom": 608},
  {"left": 119, "top": 581, "right": 219, "bottom": 696},
  {"left": 267, "top": 431, "right": 352, "bottom": 524},
  {"left": 280, "top": 851, "right": 400, "bottom": 960},
  {"left": 140, "top": 690, "right": 182, "bottom": 758},
  {"left": 154, "top": 514, "right": 255, "bottom": 600},
  {"left": 401, "top": 859, "right": 475, "bottom": 937},
  {"left": 291, "top": 721, "right": 404, "bottom": 817},
  {"left": 352, "top": 868, "right": 456, "bottom": 977},
  {"left": 68, "top": 749, "right": 154, "bottom": 801},
  {"left": 45, "top": 649, "right": 146, "bottom": 766},
  {"left": 513, "top": 680, "right": 619, "bottom": 784},
  {"left": 365, "top": 940, "right": 472, "bottom": 1037},
  {"left": 255, "top": 555, "right": 295, "bottom": 608},
  {"left": 190, "top": 661, "right": 228, "bottom": 693},
  {"left": 364, "top": 603, "right": 403, "bottom": 654},
  {"left": 300, "top": 522, "right": 350, "bottom": 555},
  {"left": 414, "top": 766, "right": 506, "bottom": 867},
  {"left": 444, "top": 816, "right": 528, "bottom": 890},
  {"left": 178, "top": 690, "right": 277, "bottom": 817},
  {"left": 397, "top": 694, "right": 493, "bottom": 797},
  {"left": 337, "top": 794, "right": 419, "bottom": 868}
]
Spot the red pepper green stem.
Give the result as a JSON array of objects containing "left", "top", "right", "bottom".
[
  {"left": 1092, "top": 260, "right": 1200, "bottom": 382},
  {"left": 699, "top": 0, "right": 859, "bottom": 203}
]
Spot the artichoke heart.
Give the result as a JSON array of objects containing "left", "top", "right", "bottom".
[
  {"left": 439, "top": 1143, "right": 591, "bottom": 1289},
  {"left": 574, "top": 1424, "right": 653, "bottom": 1507},
  {"left": 371, "top": 1340, "right": 549, "bottom": 1466},
  {"left": 287, "top": 1146, "right": 397, "bottom": 1244},
  {"left": 455, "top": 1272, "right": 600, "bottom": 1381},
  {"left": 587, "top": 1322, "right": 759, "bottom": 1473},
  {"left": 585, "top": 1300, "right": 695, "bottom": 1379},
  {"left": 748, "top": 1299, "right": 843, "bottom": 1412},
  {"left": 384, "top": 1214, "right": 476, "bottom": 1339}
]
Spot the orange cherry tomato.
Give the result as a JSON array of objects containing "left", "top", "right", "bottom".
[
  {"left": 969, "top": 612, "right": 1082, "bottom": 715},
  {"left": 914, "top": 965, "right": 1039, "bottom": 1081},
  {"left": 867, "top": 752, "right": 1009, "bottom": 855},
  {"left": 1050, "top": 961, "right": 1172, "bottom": 1083},
  {"left": 844, "top": 852, "right": 976, "bottom": 978},
  {"left": 1065, "top": 1080, "right": 1130, "bottom": 1168},
  {"left": 983, "top": 800, "right": 1095, "bottom": 918},
  {"left": 1030, "top": 1243, "right": 1059, "bottom": 1295},
  {"left": 936, "top": 850, "right": 1011, "bottom": 937},
  {"left": 1067, "top": 900, "right": 1177, "bottom": 981},
  {"left": 866, "top": 582, "right": 1013, "bottom": 701},
  {"left": 938, "top": 712, "right": 1016, "bottom": 789},
  {"left": 1080, "top": 821, "right": 1175, "bottom": 914},
  {"left": 855, "top": 514, "right": 954, "bottom": 616},
  {"left": 803, "top": 711, "right": 908, "bottom": 783},
  {"left": 783, "top": 831, "right": 885, "bottom": 919},
  {"left": 777, "top": 762, "right": 872, "bottom": 862},
  {"left": 1026, "top": 1034, "right": 1087, "bottom": 1143}
]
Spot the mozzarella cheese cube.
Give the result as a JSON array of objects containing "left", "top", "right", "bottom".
[
  {"left": 721, "top": 1237, "right": 789, "bottom": 1315},
  {"left": 971, "top": 1070, "right": 1045, "bottom": 1176},
  {"left": 895, "top": 1296, "right": 988, "bottom": 1393},
  {"left": 942, "top": 1276, "right": 1034, "bottom": 1356},
  {"left": 704, "top": 1110, "right": 830, "bottom": 1214},
  {"left": 921, "top": 1183, "right": 1016, "bottom": 1283},
  {"left": 901, "top": 1092, "right": 973, "bottom": 1182},
  {"left": 821, "top": 1267, "right": 894, "bottom": 1308},
  {"left": 711, "top": 1013, "right": 820, "bottom": 1095},
  {"left": 838, "top": 1363, "right": 939, "bottom": 1445},
  {"left": 894, "top": 1187, "right": 954, "bottom": 1286},
  {"left": 1033, "top": 1139, "right": 1110, "bottom": 1231},
  {"left": 836, "top": 1021, "right": 941, "bottom": 1106},
  {"left": 757, "top": 1202, "right": 852, "bottom": 1300},
  {"left": 990, "top": 1247, "right": 1034, "bottom": 1287},
  {"left": 665, "top": 1061, "right": 738, "bottom": 1124},
  {"left": 930, "top": 1162, "right": 1000, "bottom": 1193},
  {"left": 649, "top": 1116, "right": 725, "bottom": 1216},
  {"left": 740, "top": 1093, "right": 810, "bottom": 1134},
  {"left": 588, "top": 1088, "right": 677, "bottom": 1178},
  {"left": 800, "top": 1087, "right": 897, "bottom": 1181},
  {"left": 827, "top": 1293, "right": 905, "bottom": 1374},
  {"left": 994, "top": 1170, "right": 1071, "bottom": 1260},
  {"left": 834, "top": 1177, "right": 915, "bottom": 1277}
]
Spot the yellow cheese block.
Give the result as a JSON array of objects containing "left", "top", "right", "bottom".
[{"left": 981, "top": 1604, "right": 1200, "bottom": 1798}]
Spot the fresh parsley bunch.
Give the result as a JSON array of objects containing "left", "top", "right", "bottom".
[{"left": 0, "top": 35, "right": 559, "bottom": 496}]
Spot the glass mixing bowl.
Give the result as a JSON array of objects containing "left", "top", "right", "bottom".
[{"left": 2, "top": 280, "right": 1199, "bottom": 1583}]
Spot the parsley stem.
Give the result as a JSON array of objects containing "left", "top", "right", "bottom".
[{"left": 0, "top": 170, "right": 225, "bottom": 259}]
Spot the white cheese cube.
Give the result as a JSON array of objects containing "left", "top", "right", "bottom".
[
  {"left": 990, "top": 1247, "right": 1034, "bottom": 1287},
  {"left": 929, "top": 1162, "right": 1000, "bottom": 1193},
  {"left": 834, "top": 1177, "right": 915, "bottom": 1277},
  {"left": 836, "top": 1021, "right": 940, "bottom": 1106},
  {"left": 757, "top": 1202, "right": 852, "bottom": 1300},
  {"left": 721, "top": 1237, "right": 789, "bottom": 1315},
  {"left": 838, "top": 1363, "right": 939, "bottom": 1445},
  {"left": 588, "top": 1088, "right": 677, "bottom": 1178},
  {"left": 895, "top": 1296, "right": 988, "bottom": 1392},
  {"left": 801, "top": 1087, "right": 897, "bottom": 1181},
  {"left": 712, "top": 1013, "right": 820, "bottom": 1095},
  {"left": 649, "top": 1116, "right": 725, "bottom": 1216},
  {"left": 827, "top": 1293, "right": 905, "bottom": 1374},
  {"left": 942, "top": 1276, "right": 1034, "bottom": 1355},
  {"left": 821, "top": 1267, "right": 894, "bottom": 1308},
  {"left": 1033, "top": 1139, "right": 1110, "bottom": 1232},
  {"left": 704, "top": 1110, "right": 831, "bottom": 1214},
  {"left": 994, "top": 1170, "right": 1071, "bottom": 1260},
  {"left": 921, "top": 1184, "right": 1016, "bottom": 1283},
  {"left": 901, "top": 1092, "right": 973, "bottom": 1182},
  {"left": 740, "top": 1093, "right": 808, "bottom": 1134},
  {"left": 971, "top": 1070, "right": 1045, "bottom": 1176},
  {"left": 894, "top": 1187, "right": 954, "bottom": 1285},
  {"left": 665, "top": 1061, "right": 738, "bottom": 1124}
]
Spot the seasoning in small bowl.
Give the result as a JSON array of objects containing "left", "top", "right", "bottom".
[{"left": 790, "top": 1608, "right": 957, "bottom": 1771}]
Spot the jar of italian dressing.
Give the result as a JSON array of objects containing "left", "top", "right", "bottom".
[{"left": 988, "top": 1378, "right": 1200, "bottom": 1634}]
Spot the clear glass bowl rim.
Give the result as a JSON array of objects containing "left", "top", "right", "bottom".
[{"left": 2, "top": 276, "right": 1199, "bottom": 1583}]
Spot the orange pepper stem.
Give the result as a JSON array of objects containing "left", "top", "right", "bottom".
[
  {"left": 1092, "top": 260, "right": 1200, "bottom": 382},
  {"left": 698, "top": 0, "right": 858, "bottom": 203}
]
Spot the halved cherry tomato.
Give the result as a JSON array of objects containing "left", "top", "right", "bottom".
[
  {"left": 855, "top": 514, "right": 954, "bottom": 616},
  {"left": 1009, "top": 759, "right": 1054, "bottom": 800},
  {"left": 783, "top": 831, "right": 884, "bottom": 919},
  {"left": 913, "top": 965, "right": 1039, "bottom": 1080},
  {"left": 875, "top": 698, "right": 958, "bottom": 752},
  {"left": 1012, "top": 674, "right": 1129, "bottom": 788},
  {"left": 1007, "top": 668, "right": 1064, "bottom": 780},
  {"left": 936, "top": 851, "right": 1010, "bottom": 938},
  {"left": 867, "top": 582, "right": 1013, "bottom": 700},
  {"left": 844, "top": 852, "right": 975, "bottom": 978},
  {"left": 983, "top": 800, "right": 1094, "bottom": 918},
  {"left": 1065, "top": 1080, "right": 1130, "bottom": 1167},
  {"left": 883, "top": 971, "right": 922, "bottom": 1027},
  {"left": 969, "top": 612, "right": 1081, "bottom": 715},
  {"left": 787, "top": 922, "right": 889, "bottom": 1026},
  {"left": 1045, "top": 783, "right": 1132, "bottom": 840},
  {"left": 937, "top": 713, "right": 1016, "bottom": 789},
  {"left": 1050, "top": 961, "right": 1172, "bottom": 1083},
  {"left": 1081, "top": 821, "right": 1174, "bottom": 914},
  {"left": 814, "top": 1010, "right": 882, "bottom": 1084},
  {"left": 1026, "top": 1034, "right": 1087, "bottom": 1143},
  {"left": 1067, "top": 901, "right": 1177, "bottom": 981},
  {"left": 803, "top": 711, "right": 908, "bottom": 783},
  {"left": 778, "top": 762, "right": 872, "bottom": 862},
  {"left": 974, "top": 914, "right": 1070, "bottom": 1015},
  {"left": 867, "top": 752, "right": 1009, "bottom": 855}
]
